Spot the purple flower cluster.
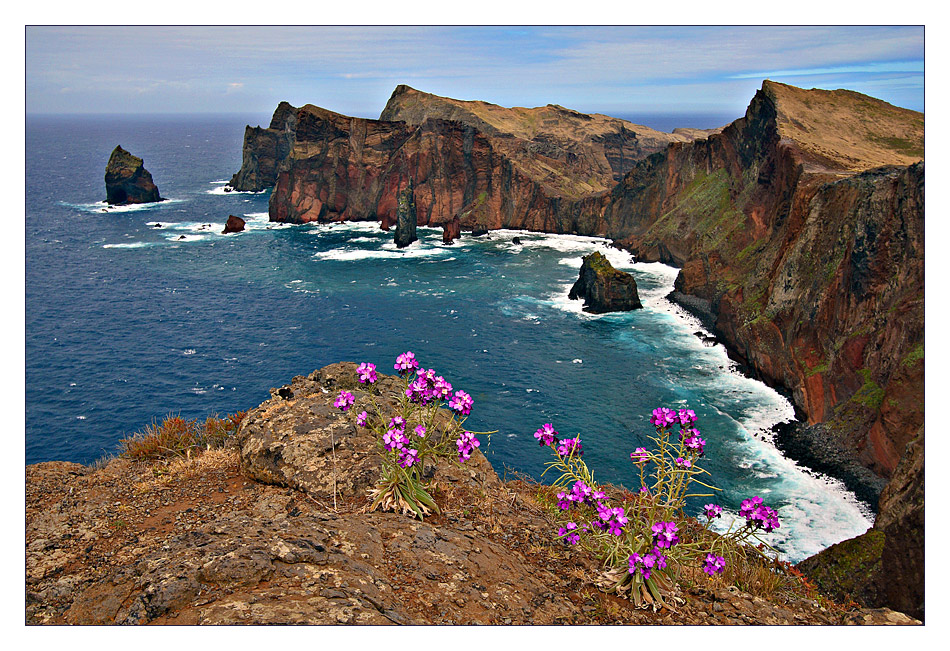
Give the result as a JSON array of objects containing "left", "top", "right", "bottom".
[
  {"left": 534, "top": 423, "right": 558, "bottom": 447},
  {"left": 651, "top": 521, "right": 680, "bottom": 549},
  {"left": 448, "top": 390, "right": 474, "bottom": 416},
  {"left": 357, "top": 362, "right": 377, "bottom": 384},
  {"left": 704, "top": 503, "right": 723, "bottom": 519},
  {"left": 379, "top": 417, "right": 420, "bottom": 468},
  {"left": 557, "top": 522, "right": 581, "bottom": 545},
  {"left": 334, "top": 390, "right": 355, "bottom": 411},
  {"left": 650, "top": 407, "right": 679, "bottom": 428},
  {"left": 628, "top": 549, "right": 668, "bottom": 580},
  {"left": 556, "top": 436, "right": 583, "bottom": 457},
  {"left": 703, "top": 553, "right": 726, "bottom": 576},
  {"left": 674, "top": 457, "right": 692, "bottom": 469},
  {"left": 457, "top": 430, "right": 480, "bottom": 462},
  {"left": 556, "top": 480, "right": 606, "bottom": 511},
  {"left": 394, "top": 351, "right": 419, "bottom": 375},
  {"left": 357, "top": 411, "right": 369, "bottom": 427},
  {"left": 681, "top": 429, "right": 706, "bottom": 456},
  {"left": 739, "top": 496, "right": 780, "bottom": 533},
  {"left": 594, "top": 504, "right": 629, "bottom": 536}
]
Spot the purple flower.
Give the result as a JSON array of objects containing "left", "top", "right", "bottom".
[
  {"left": 398, "top": 447, "right": 419, "bottom": 468},
  {"left": 740, "top": 496, "right": 780, "bottom": 532},
  {"left": 456, "top": 430, "right": 480, "bottom": 462},
  {"left": 356, "top": 410, "right": 369, "bottom": 427},
  {"left": 650, "top": 407, "right": 678, "bottom": 429},
  {"left": 570, "top": 480, "right": 593, "bottom": 504},
  {"left": 394, "top": 351, "right": 418, "bottom": 374},
  {"left": 432, "top": 376, "right": 453, "bottom": 399},
  {"left": 630, "top": 447, "right": 649, "bottom": 464},
  {"left": 678, "top": 408, "right": 697, "bottom": 426},
  {"left": 389, "top": 416, "right": 406, "bottom": 429},
  {"left": 334, "top": 390, "right": 355, "bottom": 411},
  {"left": 683, "top": 433, "right": 706, "bottom": 456},
  {"left": 703, "top": 553, "right": 726, "bottom": 576},
  {"left": 675, "top": 457, "right": 692, "bottom": 468},
  {"left": 449, "top": 390, "right": 473, "bottom": 416},
  {"left": 414, "top": 424, "right": 426, "bottom": 438},
  {"left": 406, "top": 376, "right": 434, "bottom": 404},
  {"left": 596, "top": 504, "right": 628, "bottom": 536},
  {"left": 534, "top": 423, "right": 558, "bottom": 447},
  {"left": 384, "top": 428, "right": 407, "bottom": 451},
  {"left": 556, "top": 491, "right": 572, "bottom": 510},
  {"left": 357, "top": 362, "right": 377, "bottom": 384},
  {"left": 557, "top": 522, "right": 580, "bottom": 545},
  {"left": 556, "top": 436, "right": 583, "bottom": 457},
  {"left": 651, "top": 521, "right": 680, "bottom": 549},
  {"left": 628, "top": 552, "right": 662, "bottom": 580},
  {"left": 703, "top": 504, "right": 723, "bottom": 519}
]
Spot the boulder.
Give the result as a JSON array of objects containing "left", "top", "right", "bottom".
[
  {"left": 442, "top": 216, "right": 461, "bottom": 244},
  {"left": 222, "top": 215, "right": 246, "bottom": 234},
  {"left": 393, "top": 179, "right": 418, "bottom": 248},
  {"left": 568, "top": 251, "right": 643, "bottom": 313},
  {"left": 104, "top": 146, "right": 162, "bottom": 205}
]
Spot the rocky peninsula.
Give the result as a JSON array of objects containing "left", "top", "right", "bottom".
[{"left": 226, "top": 81, "right": 923, "bottom": 619}]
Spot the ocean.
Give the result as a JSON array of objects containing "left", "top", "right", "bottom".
[{"left": 25, "top": 113, "right": 871, "bottom": 562}]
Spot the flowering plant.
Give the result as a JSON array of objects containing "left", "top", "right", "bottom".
[
  {"left": 537, "top": 407, "right": 782, "bottom": 609},
  {"left": 338, "top": 353, "right": 492, "bottom": 519}
]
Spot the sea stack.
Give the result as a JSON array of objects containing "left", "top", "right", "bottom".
[
  {"left": 569, "top": 251, "right": 643, "bottom": 313},
  {"left": 104, "top": 146, "right": 162, "bottom": 205},
  {"left": 222, "top": 215, "right": 246, "bottom": 234},
  {"left": 442, "top": 216, "right": 461, "bottom": 244},
  {"left": 394, "top": 178, "right": 418, "bottom": 248}
]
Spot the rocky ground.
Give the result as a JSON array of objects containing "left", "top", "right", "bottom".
[{"left": 25, "top": 364, "right": 919, "bottom": 626}]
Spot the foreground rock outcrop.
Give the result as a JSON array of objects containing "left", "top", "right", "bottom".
[
  {"left": 569, "top": 251, "right": 643, "bottom": 313},
  {"left": 104, "top": 146, "right": 162, "bottom": 205},
  {"left": 25, "top": 364, "right": 918, "bottom": 625}
]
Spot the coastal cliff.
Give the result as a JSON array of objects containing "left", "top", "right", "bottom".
[{"left": 231, "top": 82, "right": 924, "bottom": 617}]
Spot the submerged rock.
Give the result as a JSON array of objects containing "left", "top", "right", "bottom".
[
  {"left": 222, "top": 215, "right": 246, "bottom": 234},
  {"left": 393, "top": 179, "right": 418, "bottom": 248},
  {"left": 568, "top": 251, "right": 643, "bottom": 313},
  {"left": 104, "top": 146, "right": 162, "bottom": 205}
]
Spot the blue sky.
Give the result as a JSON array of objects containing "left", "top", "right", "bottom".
[{"left": 25, "top": 25, "right": 924, "bottom": 121}]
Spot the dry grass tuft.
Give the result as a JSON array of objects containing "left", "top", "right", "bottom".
[{"left": 119, "top": 411, "right": 246, "bottom": 461}]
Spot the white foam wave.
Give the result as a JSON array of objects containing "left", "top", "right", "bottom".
[
  {"left": 103, "top": 241, "right": 151, "bottom": 249},
  {"left": 66, "top": 199, "right": 184, "bottom": 214}
]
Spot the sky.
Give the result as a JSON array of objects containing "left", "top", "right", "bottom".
[{"left": 25, "top": 24, "right": 925, "bottom": 123}]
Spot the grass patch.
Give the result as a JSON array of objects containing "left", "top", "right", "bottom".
[
  {"left": 901, "top": 343, "right": 924, "bottom": 368},
  {"left": 119, "top": 411, "right": 246, "bottom": 461},
  {"left": 805, "top": 360, "right": 830, "bottom": 377},
  {"left": 851, "top": 369, "right": 885, "bottom": 410}
]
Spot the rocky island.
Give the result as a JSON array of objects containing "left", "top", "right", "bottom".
[
  {"left": 104, "top": 145, "right": 162, "bottom": 205},
  {"left": 569, "top": 251, "right": 643, "bottom": 313},
  {"left": 225, "top": 80, "right": 923, "bottom": 620}
]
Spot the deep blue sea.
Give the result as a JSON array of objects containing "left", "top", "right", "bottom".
[{"left": 25, "top": 113, "right": 871, "bottom": 561}]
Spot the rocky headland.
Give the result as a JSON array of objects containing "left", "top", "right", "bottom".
[
  {"left": 104, "top": 145, "right": 162, "bottom": 205},
  {"left": 569, "top": 251, "right": 643, "bottom": 313},
  {"left": 25, "top": 364, "right": 918, "bottom": 625},
  {"left": 110, "top": 79, "right": 920, "bottom": 619}
]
